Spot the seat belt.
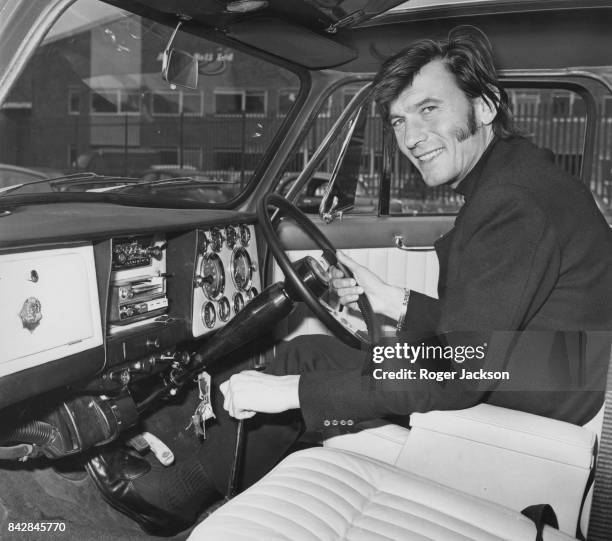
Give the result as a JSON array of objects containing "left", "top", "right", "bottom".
[
  {"left": 586, "top": 346, "right": 612, "bottom": 541},
  {"left": 521, "top": 504, "right": 558, "bottom": 541}
]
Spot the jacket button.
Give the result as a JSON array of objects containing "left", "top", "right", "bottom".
[{"left": 323, "top": 420, "right": 330, "bottom": 427}]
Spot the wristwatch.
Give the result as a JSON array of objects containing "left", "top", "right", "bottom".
[{"left": 396, "top": 288, "right": 411, "bottom": 333}]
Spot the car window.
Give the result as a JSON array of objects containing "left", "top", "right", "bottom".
[
  {"left": 276, "top": 81, "right": 384, "bottom": 215},
  {"left": 278, "top": 79, "right": 612, "bottom": 220},
  {"left": 0, "top": 0, "right": 300, "bottom": 206}
]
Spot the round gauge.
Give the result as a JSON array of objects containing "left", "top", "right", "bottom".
[
  {"left": 201, "top": 302, "right": 216, "bottom": 328},
  {"left": 200, "top": 231, "right": 209, "bottom": 252},
  {"left": 239, "top": 224, "right": 251, "bottom": 246},
  {"left": 210, "top": 227, "right": 223, "bottom": 252},
  {"left": 233, "top": 292, "right": 244, "bottom": 314},
  {"left": 225, "top": 225, "right": 238, "bottom": 249},
  {"left": 199, "top": 253, "right": 225, "bottom": 299},
  {"left": 247, "top": 287, "right": 258, "bottom": 300},
  {"left": 218, "top": 296, "right": 231, "bottom": 322},
  {"left": 231, "top": 247, "right": 253, "bottom": 290}
]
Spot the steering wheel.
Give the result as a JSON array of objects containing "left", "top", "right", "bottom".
[{"left": 257, "top": 193, "right": 379, "bottom": 349}]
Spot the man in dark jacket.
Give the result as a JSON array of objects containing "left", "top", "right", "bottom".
[{"left": 220, "top": 27, "right": 612, "bottom": 434}]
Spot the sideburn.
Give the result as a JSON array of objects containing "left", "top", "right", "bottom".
[{"left": 454, "top": 102, "right": 478, "bottom": 142}]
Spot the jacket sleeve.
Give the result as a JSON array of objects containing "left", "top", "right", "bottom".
[{"left": 298, "top": 184, "right": 562, "bottom": 437}]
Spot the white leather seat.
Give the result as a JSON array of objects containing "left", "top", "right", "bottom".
[
  {"left": 324, "top": 404, "right": 597, "bottom": 536},
  {"left": 188, "top": 447, "right": 576, "bottom": 540},
  {"left": 188, "top": 405, "right": 597, "bottom": 540}
]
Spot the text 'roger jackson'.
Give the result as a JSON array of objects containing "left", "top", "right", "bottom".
[{"left": 372, "top": 368, "right": 510, "bottom": 382}]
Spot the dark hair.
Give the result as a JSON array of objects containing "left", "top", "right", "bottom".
[{"left": 372, "top": 25, "right": 516, "bottom": 139}]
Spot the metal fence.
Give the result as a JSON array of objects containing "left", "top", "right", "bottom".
[{"left": 29, "top": 108, "right": 612, "bottom": 208}]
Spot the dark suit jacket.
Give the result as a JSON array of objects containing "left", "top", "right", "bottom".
[{"left": 299, "top": 136, "right": 612, "bottom": 436}]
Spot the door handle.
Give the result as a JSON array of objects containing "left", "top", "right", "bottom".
[{"left": 393, "top": 235, "right": 434, "bottom": 252}]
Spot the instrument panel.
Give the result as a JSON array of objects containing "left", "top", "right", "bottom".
[
  {"left": 0, "top": 205, "right": 263, "bottom": 408},
  {"left": 192, "top": 224, "right": 260, "bottom": 338}
]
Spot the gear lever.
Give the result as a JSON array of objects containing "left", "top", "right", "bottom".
[{"left": 226, "top": 354, "right": 266, "bottom": 498}]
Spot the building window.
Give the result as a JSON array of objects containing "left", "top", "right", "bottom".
[
  {"left": 91, "top": 90, "right": 118, "bottom": 114},
  {"left": 245, "top": 91, "right": 266, "bottom": 115},
  {"left": 91, "top": 89, "right": 141, "bottom": 115},
  {"left": 182, "top": 92, "right": 203, "bottom": 116},
  {"left": 151, "top": 90, "right": 203, "bottom": 116},
  {"left": 121, "top": 90, "right": 141, "bottom": 113},
  {"left": 278, "top": 89, "right": 298, "bottom": 116},
  {"left": 68, "top": 88, "right": 81, "bottom": 115},
  {"left": 214, "top": 89, "right": 267, "bottom": 115},
  {"left": 152, "top": 91, "right": 180, "bottom": 115}
]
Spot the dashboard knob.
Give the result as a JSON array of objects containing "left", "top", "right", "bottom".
[
  {"left": 109, "top": 369, "right": 131, "bottom": 385},
  {"left": 146, "top": 337, "right": 160, "bottom": 349},
  {"left": 147, "top": 243, "right": 166, "bottom": 260}
]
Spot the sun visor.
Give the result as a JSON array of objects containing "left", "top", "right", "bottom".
[{"left": 226, "top": 18, "right": 357, "bottom": 69}]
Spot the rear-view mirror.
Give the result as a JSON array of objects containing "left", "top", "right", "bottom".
[
  {"left": 161, "top": 21, "right": 198, "bottom": 89},
  {"left": 162, "top": 48, "right": 198, "bottom": 89}
]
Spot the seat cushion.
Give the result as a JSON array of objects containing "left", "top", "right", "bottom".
[{"left": 188, "top": 447, "right": 576, "bottom": 541}]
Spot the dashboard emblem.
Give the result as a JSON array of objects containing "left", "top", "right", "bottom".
[{"left": 19, "top": 297, "right": 42, "bottom": 331}]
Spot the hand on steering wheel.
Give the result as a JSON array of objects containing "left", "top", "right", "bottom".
[{"left": 257, "top": 193, "right": 379, "bottom": 349}]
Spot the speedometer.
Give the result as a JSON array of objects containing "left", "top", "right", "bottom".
[
  {"left": 231, "top": 247, "right": 253, "bottom": 290},
  {"left": 199, "top": 253, "right": 225, "bottom": 299}
]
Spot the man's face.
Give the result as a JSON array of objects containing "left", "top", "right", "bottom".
[{"left": 388, "top": 59, "right": 493, "bottom": 188}]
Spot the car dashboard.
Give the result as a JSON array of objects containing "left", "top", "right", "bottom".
[{"left": 0, "top": 203, "right": 262, "bottom": 412}]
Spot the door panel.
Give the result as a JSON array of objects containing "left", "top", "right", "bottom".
[{"left": 273, "top": 215, "right": 454, "bottom": 338}]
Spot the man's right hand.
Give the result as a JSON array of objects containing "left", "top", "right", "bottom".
[{"left": 329, "top": 251, "right": 406, "bottom": 321}]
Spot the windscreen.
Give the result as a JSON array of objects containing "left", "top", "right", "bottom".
[{"left": 0, "top": 0, "right": 300, "bottom": 205}]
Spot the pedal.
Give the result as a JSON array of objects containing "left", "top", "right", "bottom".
[
  {"left": 126, "top": 434, "right": 150, "bottom": 453},
  {"left": 140, "top": 432, "right": 174, "bottom": 466}
]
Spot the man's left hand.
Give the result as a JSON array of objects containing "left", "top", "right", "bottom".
[{"left": 219, "top": 371, "right": 301, "bottom": 419}]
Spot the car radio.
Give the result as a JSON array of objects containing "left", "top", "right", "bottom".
[{"left": 108, "top": 235, "right": 168, "bottom": 327}]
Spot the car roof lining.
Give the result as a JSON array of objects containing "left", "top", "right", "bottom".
[{"left": 338, "top": 8, "right": 612, "bottom": 73}]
